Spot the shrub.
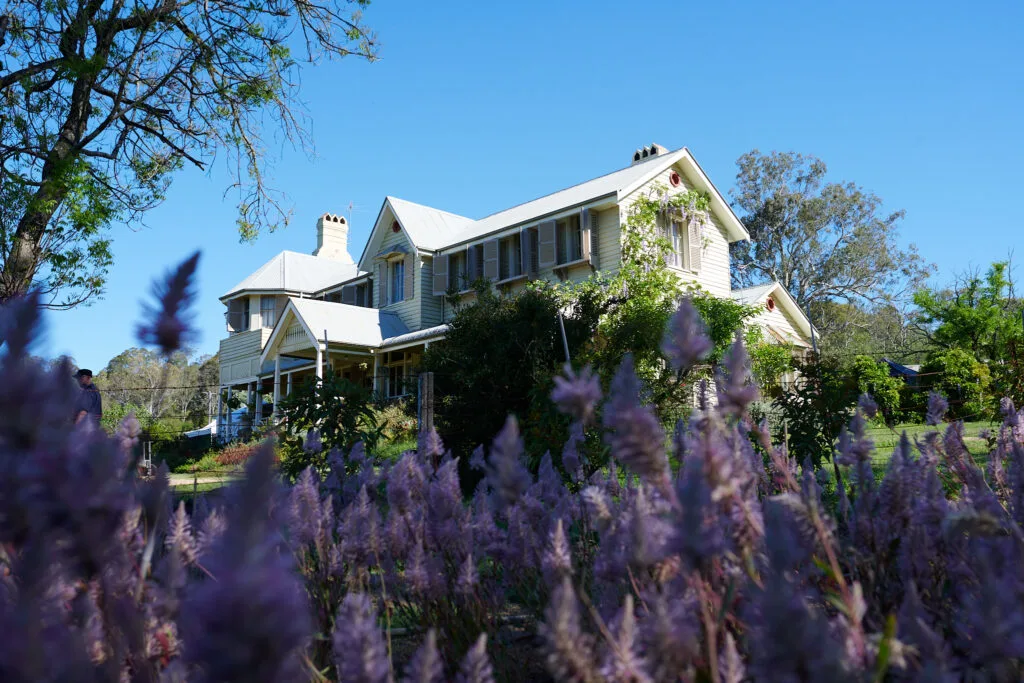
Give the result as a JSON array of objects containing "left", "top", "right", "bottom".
[
  {"left": 849, "top": 354, "right": 904, "bottom": 423},
  {"left": 774, "top": 354, "right": 860, "bottom": 469},
  {"left": 8, "top": 263, "right": 1024, "bottom": 682},
  {"left": 214, "top": 441, "right": 261, "bottom": 467},
  {"left": 373, "top": 397, "right": 417, "bottom": 442},
  {"left": 275, "top": 375, "right": 381, "bottom": 481},
  {"left": 919, "top": 347, "right": 994, "bottom": 420}
]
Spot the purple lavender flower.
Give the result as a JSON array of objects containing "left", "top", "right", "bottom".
[
  {"left": 333, "top": 593, "right": 391, "bottom": 683},
  {"left": 303, "top": 429, "right": 324, "bottom": 454},
  {"left": 541, "top": 518, "right": 573, "bottom": 587},
  {"left": 538, "top": 577, "right": 601, "bottom": 683},
  {"left": 926, "top": 392, "right": 949, "bottom": 426},
  {"left": 662, "top": 298, "right": 713, "bottom": 373},
  {"left": 180, "top": 446, "right": 311, "bottom": 683},
  {"left": 485, "top": 416, "right": 532, "bottom": 512},
  {"left": 603, "top": 354, "right": 669, "bottom": 490},
  {"left": 600, "top": 595, "right": 652, "bottom": 683},
  {"left": 715, "top": 332, "right": 759, "bottom": 418},
  {"left": 857, "top": 393, "right": 879, "bottom": 419},
  {"left": 417, "top": 427, "right": 445, "bottom": 461},
  {"left": 456, "top": 553, "right": 479, "bottom": 596},
  {"left": 551, "top": 363, "right": 603, "bottom": 426},
  {"left": 455, "top": 634, "right": 495, "bottom": 683},
  {"left": 166, "top": 500, "right": 197, "bottom": 566},
  {"left": 136, "top": 251, "right": 200, "bottom": 355},
  {"left": 401, "top": 629, "right": 443, "bottom": 683},
  {"left": 288, "top": 467, "right": 323, "bottom": 547}
]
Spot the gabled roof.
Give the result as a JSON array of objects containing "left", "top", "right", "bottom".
[
  {"left": 387, "top": 197, "right": 475, "bottom": 251},
  {"left": 288, "top": 297, "right": 409, "bottom": 347},
  {"left": 731, "top": 281, "right": 818, "bottom": 343},
  {"left": 221, "top": 251, "right": 360, "bottom": 301},
  {"left": 358, "top": 147, "right": 750, "bottom": 266}
]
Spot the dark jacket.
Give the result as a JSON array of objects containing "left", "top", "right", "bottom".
[{"left": 76, "top": 385, "right": 102, "bottom": 424}]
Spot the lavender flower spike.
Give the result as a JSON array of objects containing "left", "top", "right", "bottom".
[
  {"left": 926, "top": 392, "right": 949, "bottom": 426},
  {"left": 333, "top": 593, "right": 391, "bottom": 683},
  {"left": 137, "top": 251, "right": 200, "bottom": 355},
  {"left": 485, "top": 416, "right": 532, "bottom": 511},
  {"left": 603, "top": 354, "right": 669, "bottom": 489},
  {"left": 456, "top": 634, "right": 495, "bottom": 683},
  {"left": 662, "top": 298, "right": 713, "bottom": 373},
  {"left": 401, "top": 629, "right": 443, "bottom": 683},
  {"left": 551, "top": 363, "right": 603, "bottom": 425},
  {"left": 715, "top": 331, "right": 759, "bottom": 418},
  {"left": 542, "top": 518, "right": 573, "bottom": 587}
]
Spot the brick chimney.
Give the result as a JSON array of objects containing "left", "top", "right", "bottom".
[{"left": 313, "top": 213, "right": 354, "bottom": 263}]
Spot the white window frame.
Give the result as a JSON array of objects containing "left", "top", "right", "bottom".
[
  {"left": 260, "top": 297, "right": 276, "bottom": 328},
  {"left": 555, "top": 215, "right": 582, "bottom": 265},
  {"left": 449, "top": 251, "right": 468, "bottom": 292},
  {"left": 389, "top": 258, "right": 405, "bottom": 305},
  {"left": 498, "top": 234, "right": 524, "bottom": 282}
]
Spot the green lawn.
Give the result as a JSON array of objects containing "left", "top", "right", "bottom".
[{"left": 862, "top": 420, "right": 996, "bottom": 480}]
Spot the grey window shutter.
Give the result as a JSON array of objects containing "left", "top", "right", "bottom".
[
  {"left": 538, "top": 220, "right": 556, "bottom": 268},
  {"left": 467, "top": 246, "right": 478, "bottom": 285},
  {"left": 688, "top": 219, "right": 702, "bottom": 272},
  {"left": 520, "top": 230, "right": 534, "bottom": 277},
  {"left": 590, "top": 209, "right": 600, "bottom": 269},
  {"left": 580, "top": 208, "right": 592, "bottom": 263},
  {"left": 483, "top": 239, "right": 499, "bottom": 280},
  {"left": 376, "top": 263, "right": 386, "bottom": 307},
  {"left": 341, "top": 285, "right": 356, "bottom": 305},
  {"left": 433, "top": 254, "right": 449, "bottom": 296},
  {"left": 404, "top": 254, "right": 415, "bottom": 300}
]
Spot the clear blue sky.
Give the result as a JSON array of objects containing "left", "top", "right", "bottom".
[{"left": 40, "top": 0, "right": 1024, "bottom": 370}]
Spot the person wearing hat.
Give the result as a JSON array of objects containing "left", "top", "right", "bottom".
[{"left": 74, "top": 369, "right": 102, "bottom": 426}]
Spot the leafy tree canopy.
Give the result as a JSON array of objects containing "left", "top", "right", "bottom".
[
  {"left": 729, "top": 150, "right": 932, "bottom": 334},
  {"left": 0, "top": 0, "right": 376, "bottom": 307}
]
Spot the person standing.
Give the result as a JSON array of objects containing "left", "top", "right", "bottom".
[{"left": 74, "top": 369, "right": 103, "bottom": 426}]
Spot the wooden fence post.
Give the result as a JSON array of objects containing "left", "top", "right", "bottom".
[{"left": 418, "top": 371, "right": 435, "bottom": 435}]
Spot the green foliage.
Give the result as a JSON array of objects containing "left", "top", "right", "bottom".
[
  {"left": 913, "top": 261, "right": 1024, "bottom": 406},
  {"left": 730, "top": 149, "right": 932, "bottom": 318},
  {"left": 849, "top": 355, "right": 903, "bottom": 423},
  {"left": 424, "top": 282, "right": 602, "bottom": 477},
  {"left": 373, "top": 398, "right": 417, "bottom": 443},
  {"left": 275, "top": 375, "right": 381, "bottom": 481},
  {"left": 0, "top": 0, "right": 377, "bottom": 304},
  {"left": 918, "top": 348, "right": 993, "bottom": 421},
  {"left": 585, "top": 188, "right": 761, "bottom": 420},
  {"left": 775, "top": 355, "right": 860, "bottom": 470},
  {"left": 745, "top": 326, "right": 794, "bottom": 397}
]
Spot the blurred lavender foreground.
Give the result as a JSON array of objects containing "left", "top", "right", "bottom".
[{"left": 2, "top": 255, "right": 1024, "bottom": 682}]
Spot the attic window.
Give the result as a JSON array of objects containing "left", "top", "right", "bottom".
[
  {"left": 669, "top": 171, "right": 681, "bottom": 187},
  {"left": 766, "top": 297, "right": 776, "bottom": 312},
  {"left": 392, "top": 220, "right": 400, "bottom": 233}
]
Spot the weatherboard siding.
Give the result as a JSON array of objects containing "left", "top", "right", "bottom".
[
  {"left": 376, "top": 229, "right": 420, "bottom": 330},
  {"left": 594, "top": 207, "right": 622, "bottom": 275},
  {"left": 420, "top": 256, "right": 443, "bottom": 328}
]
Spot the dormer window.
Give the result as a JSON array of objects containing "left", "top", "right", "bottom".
[
  {"left": 260, "top": 297, "right": 277, "bottom": 328},
  {"left": 226, "top": 297, "right": 250, "bottom": 333},
  {"left": 389, "top": 258, "right": 406, "bottom": 304}
]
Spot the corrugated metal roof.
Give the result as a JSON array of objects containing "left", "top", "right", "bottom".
[
  {"left": 289, "top": 297, "right": 409, "bottom": 347},
  {"left": 381, "top": 324, "right": 449, "bottom": 348},
  {"left": 387, "top": 197, "right": 475, "bottom": 251},
  {"left": 221, "top": 251, "right": 359, "bottom": 300},
  {"left": 443, "top": 150, "right": 685, "bottom": 247},
  {"left": 730, "top": 283, "right": 778, "bottom": 306}
]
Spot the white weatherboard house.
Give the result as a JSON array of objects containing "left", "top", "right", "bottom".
[{"left": 215, "top": 143, "right": 815, "bottom": 430}]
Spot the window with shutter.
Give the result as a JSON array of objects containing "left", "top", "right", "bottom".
[
  {"left": 590, "top": 209, "right": 600, "bottom": 268},
  {"left": 376, "top": 263, "right": 386, "bottom": 307},
  {"left": 580, "top": 208, "right": 592, "bottom": 263},
  {"left": 555, "top": 215, "right": 582, "bottom": 265},
  {"left": 498, "top": 235, "right": 522, "bottom": 281},
  {"left": 388, "top": 258, "right": 406, "bottom": 304},
  {"left": 432, "top": 254, "right": 449, "bottom": 296},
  {"left": 404, "top": 254, "right": 415, "bottom": 300},
  {"left": 538, "top": 220, "right": 556, "bottom": 268},
  {"left": 688, "top": 219, "right": 702, "bottom": 273},
  {"left": 448, "top": 251, "right": 467, "bottom": 291},
  {"left": 483, "top": 239, "right": 499, "bottom": 280}
]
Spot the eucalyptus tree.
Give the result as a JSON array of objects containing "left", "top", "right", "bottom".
[
  {"left": 0, "top": 0, "right": 376, "bottom": 308},
  {"left": 729, "top": 150, "right": 932, "bottom": 328}
]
